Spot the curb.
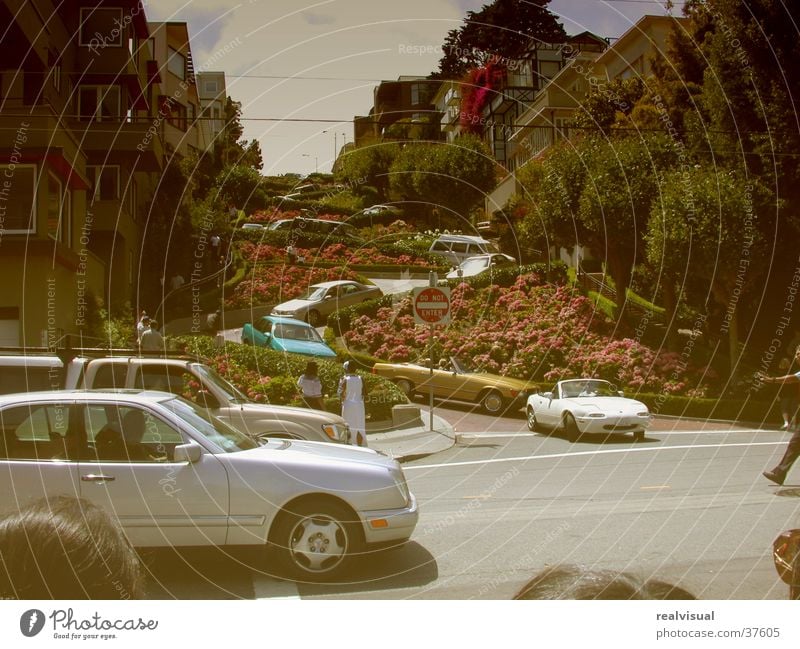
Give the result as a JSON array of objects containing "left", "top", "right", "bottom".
[{"left": 366, "top": 412, "right": 456, "bottom": 462}]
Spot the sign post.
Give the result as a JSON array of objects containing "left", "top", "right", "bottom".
[{"left": 413, "top": 275, "right": 451, "bottom": 430}]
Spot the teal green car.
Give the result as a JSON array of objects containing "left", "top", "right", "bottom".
[{"left": 241, "top": 315, "right": 336, "bottom": 358}]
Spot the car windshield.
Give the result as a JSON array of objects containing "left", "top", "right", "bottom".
[
  {"left": 459, "top": 257, "right": 491, "bottom": 272},
  {"left": 297, "top": 286, "right": 327, "bottom": 301},
  {"left": 273, "top": 323, "right": 324, "bottom": 342},
  {"left": 191, "top": 363, "right": 249, "bottom": 404},
  {"left": 561, "top": 380, "right": 616, "bottom": 398},
  {"left": 450, "top": 357, "right": 473, "bottom": 373},
  {"left": 162, "top": 397, "right": 258, "bottom": 452}
]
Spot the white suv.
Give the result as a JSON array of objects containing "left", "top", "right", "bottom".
[
  {"left": 0, "top": 390, "right": 418, "bottom": 581},
  {"left": 0, "top": 353, "right": 350, "bottom": 444}
]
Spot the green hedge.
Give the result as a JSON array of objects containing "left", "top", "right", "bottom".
[
  {"left": 635, "top": 392, "right": 780, "bottom": 424},
  {"left": 440, "top": 261, "right": 568, "bottom": 290}
]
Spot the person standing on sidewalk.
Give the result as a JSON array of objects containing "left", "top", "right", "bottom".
[
  {"left": 761, "top": 347, "right": 800, "bottom": 485},
  {"left": 297, "top": 361, "right": 325, "bottom": 411},
  {"left": 338, "top": 361, "right": 366, "bottom": 447}
]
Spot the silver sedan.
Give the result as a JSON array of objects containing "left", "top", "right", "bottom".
[
  {"left": 0, "top": 390, "right": 417, "bottom": 581},
  {"left": 272, "top": 280, "right": 383, "bottom": 326}
]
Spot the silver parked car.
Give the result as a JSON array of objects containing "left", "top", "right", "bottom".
[
  {"left": 272, "top": 280, "right": 383, "bottom": 326},
  {"left": 0, "top": 390, "right": 418, "bottom": 581}
]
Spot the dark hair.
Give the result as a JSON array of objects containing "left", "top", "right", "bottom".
[
  {"left": 304, "top": 361, "right": 318, "bottom": 375},
  {"left": 513, "top": 565, "right": 695, "bottom": 600},
  {"left": 0, "top": 496, "right": 145, "bottom": 599}
]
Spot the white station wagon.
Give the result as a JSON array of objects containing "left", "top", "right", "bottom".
[{"left": 0, "top": 390, "right": 418, "bottom": 581}]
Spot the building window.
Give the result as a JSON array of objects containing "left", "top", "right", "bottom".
[
  {"left": 46, "top": 172, "right": 63, "bottom": 243},
  {"left": 168, "top": 47, "right": 186, "bottom": 80},
  {"left": 188, "top": 103, "right": 196, "bottom": 126},
  {"left": 48, "top": 51, "right": 62, "bottom": 92},
  {"left": 411, "top": 83, "right": 425, "bottom": 106},
  {"left": 78, "top": 85, "right": 121, "bottom": 122},
  {"left": 79, "top": 8, "right": 124, "bottom": 48},
  {"left": 204, "top": 80, "right": 218, "bottom": 94},
  {"left": 161, "top": 97, "right": 187, "bottom": 131},
  {"left": 127, "top": 180, "right": 137, "bottom": 219},
  {"left": 0, "top": 165, "right": 36, "bottom": 233},
  {"left": 537, "top": 60, "right": 561, "bottom": 87},
  {"left": 87, "top": 166, "right": 120, "bottom": 201}
]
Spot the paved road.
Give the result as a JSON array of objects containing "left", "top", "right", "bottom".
[{"left": 140, "top": 409, "right": 799, "bottom": 600}]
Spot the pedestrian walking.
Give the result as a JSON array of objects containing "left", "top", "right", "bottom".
[
  {"left": 778, "top": 356, "right": 799, "bottom": 430},
  {"left": 297, "top": 361, "right": 325, "bottom": 411},
  {"left": 338, "top": 361, "right": 366, "bottom": 446},
  {"left": 139, "top": 319, "right": 164, "bottom": 353},
  {"left": 761, "top": 347, "right": 800, "bottom": 485}
]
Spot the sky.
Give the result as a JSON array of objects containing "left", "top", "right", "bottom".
[{"left": 147, "top": 0, "right": 685, "bottom": 175}]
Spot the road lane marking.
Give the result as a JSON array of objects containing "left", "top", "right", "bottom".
[
  {"left": 253, "top": 575, "right": 300, "bottom": 599},
  {"left": 404, "top": 440, "right": 785, "bottom": 471}
]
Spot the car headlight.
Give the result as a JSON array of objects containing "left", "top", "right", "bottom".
[
  {"left": 322, "top": 423, "right": 349, "bottom": 442},
  {"left": 587, "top": 412, "right": 605, "bottom": 418},
  {"left": 637, "top": 411, "right": 650, "bottom": 417},
  {"left": 391, "top": 468, "right": 411, "bottom": 505}
]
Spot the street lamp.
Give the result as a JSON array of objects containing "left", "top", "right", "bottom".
[{"left": 302, "top": 153, "right": 318, "bottom": 173}]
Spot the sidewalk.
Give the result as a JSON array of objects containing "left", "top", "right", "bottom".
[{"left": 366, "top": 408, "right": 455, "bottom": 462}]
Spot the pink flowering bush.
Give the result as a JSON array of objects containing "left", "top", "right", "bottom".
[
  {"left": 226, "top": 264, "right": 365, "bottom": 308},
  {"left": 342, "top": 273, "right": 703, "bottom": 394}
]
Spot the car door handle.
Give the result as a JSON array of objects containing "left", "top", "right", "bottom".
[{"left": 81, "top": 474, "right": 116, "bottom": 482}]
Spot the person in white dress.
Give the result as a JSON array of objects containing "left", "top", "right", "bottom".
[{"left": 338, "top": 361, "right": 366, "bottom": 446}]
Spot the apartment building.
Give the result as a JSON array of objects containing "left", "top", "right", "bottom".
[
  {"left": 483, "top": 15, "right": 684, "bottom": 223},
  {"left": 147, "top": 21, "right": 202, "bottom": 158},
  {"left": 353, "top": 76, "right": 442, "bottom": 146},
  {"left": 0, "top": 2, "right": 210, "bottom": 347},
  {"left": 197, "top": 71, "right": 226, "bottom": 150}
]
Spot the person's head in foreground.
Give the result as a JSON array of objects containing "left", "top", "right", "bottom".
[
  {"left": 0, "top": 496, "right": 144, "bottom": 599},
  {"left": 513, "top": 565, "right": 695, "bottom": 600}
]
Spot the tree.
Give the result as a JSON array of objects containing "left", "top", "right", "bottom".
[
  {"left": 573, "top": 77, "right": 646, "bottom": 135},
  {"left": 334, "top": 141, "right": 400, "bottom": 201},
  {"left": 434, "top": 0, "right": 566, "bottom": 79},
  {"left": 577, "top": 134, "right": 676, "bottom": 310},
  {"left": 519, "top": 134, "right": 676, "bottom": 310},
  {"left": 388, "top": 135, "right": 497, "bottom": 227},
  {"left": 646, "top": 166, "right": 774, "bottom": 374}
]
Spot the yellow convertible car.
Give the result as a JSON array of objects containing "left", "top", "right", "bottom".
[{"left": 371, "top": 356, "right": 536, "bottom": 414}]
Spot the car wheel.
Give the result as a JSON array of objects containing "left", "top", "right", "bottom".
[
  {"left": 526, "top": 407, "right": 538, "bottom": 432},
  {"left": 564, "top": 412, "right": 582, "bottom": 441},
  {"left": 273, "top": 501, "right": 358, "bottom": 582},
  {"left": 481, "top": 390, "right": 504, "bottom": 414},
  {"left": 395, "top": 379, "right": 414, "bottom": 398},
  {"left": 307, "top": 310, "right": 322, "bottom": 327}
]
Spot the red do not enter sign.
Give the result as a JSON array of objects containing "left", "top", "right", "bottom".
[{"left": 413, "top": 286, "right": 451, "bottom": 325}]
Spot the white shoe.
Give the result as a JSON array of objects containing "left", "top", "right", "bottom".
[{"left": 781, "top": 422, "right": 790, "bottom": 430}]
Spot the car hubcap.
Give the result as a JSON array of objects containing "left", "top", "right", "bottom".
[
  {"left": 484, "top": 392, "right": 502, "bottom": 413},
  {"left": 290, "top": 515, "right": 347, "bottom": 573},
  {"left": 527, "top": 408, "right": 536, "bottom": 430}
]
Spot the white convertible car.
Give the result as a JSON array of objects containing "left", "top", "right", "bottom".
[{"left": 526, "top": 379, "right": 650, "bottom": 441}]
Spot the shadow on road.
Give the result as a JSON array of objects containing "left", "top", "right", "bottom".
[
  {"left": 296, "top": 541, "right": 438, "bottom": 596},
  {"left": 139, "top": 541, "right": 438, "bottom": 599}
]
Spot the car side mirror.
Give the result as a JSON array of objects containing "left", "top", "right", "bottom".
[
  {"left": 173, "top": 441, "right": 202, "bottom": 463},
  {"left": 618, "top": 391, "right": 624, "bottom": 397}
]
